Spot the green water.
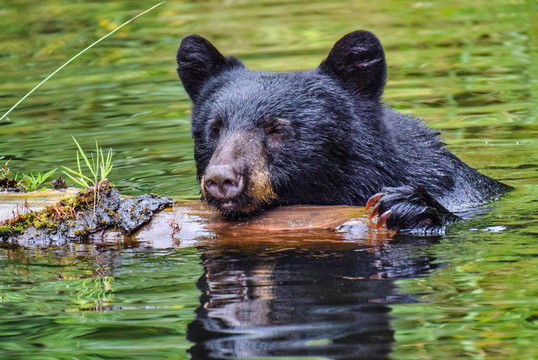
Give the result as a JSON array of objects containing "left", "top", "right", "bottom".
[{"left": 0, "top": 0, "right": 536, "bottom": 359}]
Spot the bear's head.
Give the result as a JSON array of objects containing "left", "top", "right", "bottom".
[{"left": 177, "top": 30, "right": 386, "bottom": 219}]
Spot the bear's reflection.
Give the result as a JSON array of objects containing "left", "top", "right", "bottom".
[{"left": 187, "top": 236, "right": 437, "bottom": 360}]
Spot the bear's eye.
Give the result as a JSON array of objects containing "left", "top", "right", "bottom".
[
  {"left": 265, "top": 118, "right": 291, "bottom": 145},
  {"left": 208, "top": 116, "right": 222, "bottom": 138},
  {"left": 268, "top": 124, "right": 286, "bottom": 135}
]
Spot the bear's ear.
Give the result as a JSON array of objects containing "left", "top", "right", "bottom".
[
  {"left": 177, "top": 35, "right": 242, "bottom": 103},
  {"left": 320, "top": 30, "right": 386, "bottom": 99}
]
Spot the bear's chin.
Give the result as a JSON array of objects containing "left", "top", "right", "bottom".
[
  {"left": 211, "top": 200, "right": 267, "bottom": 221},
  {"left": 218, "top": 207, "right": 258, "bottom": 221},
  {"left": 218, "top": 200, "right": 244, "bottom": 215}
]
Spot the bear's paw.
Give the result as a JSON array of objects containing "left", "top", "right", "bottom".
[{"left": 365, "top": 185, "right": 460, "bottom": 236}]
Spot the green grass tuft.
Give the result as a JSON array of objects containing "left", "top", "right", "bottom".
[
  {"left": 63, "top": 137, "right": 113, "bottom": 188},
  {"left": 21, "top": 169, "right": 57, "bottom": 192}
]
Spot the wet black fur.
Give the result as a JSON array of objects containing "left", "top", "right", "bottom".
[{"left": 177, "top": 31, "right": 511, "bottom": 233}]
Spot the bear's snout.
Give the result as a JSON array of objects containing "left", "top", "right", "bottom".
[
  {"left": 203, "top": 164, "right": 244, "bottom": 200},
  {"left": 198, "top": 130, "right": 277, "bottom": 218}
]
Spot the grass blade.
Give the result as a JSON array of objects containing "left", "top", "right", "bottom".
[
  {"left": 62, "top": 167, "right": 91, "bottom": 188},
  {"left": 42, "top": 168, "right": 57, "bottom": 182},
  {"left": 73, "top": 137, "right": 96, "bottom": 179},
  {"left": 62, "top": 170, "right": 88, "bottom": 188},
  {"left": 100, "top": 147, "right": 113, "bottom": 180},
  {"left": 63, "top": 166, "right": 92, "bottom": 183},
  {"left": 0, "top": 1, "right": 166, "bottom": 122}
]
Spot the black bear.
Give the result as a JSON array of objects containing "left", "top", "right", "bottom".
[{"left": 176, "top": 30, "right": 511, "bottom": 234}]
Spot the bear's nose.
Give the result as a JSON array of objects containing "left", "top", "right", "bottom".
[{"left": 204, "top": 165, "right": 244, "bottom": 200}]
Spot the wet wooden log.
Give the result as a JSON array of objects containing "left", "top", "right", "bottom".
[{"left": 0, "top": 190, "right": 394, "bottom": 249}]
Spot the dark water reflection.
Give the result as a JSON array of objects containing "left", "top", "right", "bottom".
[{"left": 188, "top": 237, "right": 438, "bottom": 359}]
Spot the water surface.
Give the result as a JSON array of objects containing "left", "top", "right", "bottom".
[{"left": 0, "top": 0, "right": 536, "bottom": 359}]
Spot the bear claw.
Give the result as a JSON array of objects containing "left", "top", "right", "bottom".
[
  {"left": 368, "top": 201, "right": 381, "bottom": 221},
  {"left": 376, "top": 210, "right": 392, "bottom": 229},
  {"left": 366, "top": 193, "right": 393, "bottom": 229},
  {"left": 365, "top": 192, "right": 385, "bottom": 212}
]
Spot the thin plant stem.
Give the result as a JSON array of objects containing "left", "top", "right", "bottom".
[{"left": 0, "top": 1, "right": 165, "bottom": 122}]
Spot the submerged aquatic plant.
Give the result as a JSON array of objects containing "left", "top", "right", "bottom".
[{"left": 63, "top": 137, "right": 113, "bottom": 188}]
